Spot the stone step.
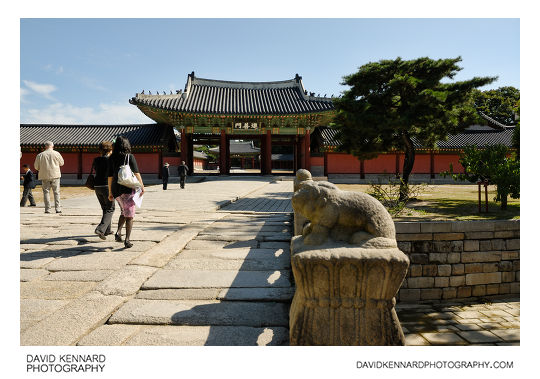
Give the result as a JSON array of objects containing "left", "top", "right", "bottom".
[
  {"left": 175, "top": 248, "right": 288, "bottom": 260},
  {"left": 78, "top": 324, "right": 289, "bottom": 346},
  {"left": 142, "top": 269, "right": 292, "bottom": 289},
  {"left": 108, "top": 299, "right": 289, "bottom": 326},
  {"left": 136, "top": 287, "right": 295, "bottom": 301},
  {"left": 164, "top": 258, "right": 291, "bottom": 271}
]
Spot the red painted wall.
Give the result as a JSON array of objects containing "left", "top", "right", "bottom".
[
  {"left": 434, "top": 154, "right": 464, "bottom": 174},
  {"left": 20, "top": 153, "right": 38, "bottom": 173},
  {"left": 134, "top": 153, "right": 160, "bottom": 174},
  {"left": 327, "top": 153, "right": 361, "bottom": 173},
  {"left": 324, "top": 152, "right": 465, "bottom": 175},
  {"left": 83, "top": 153, "right": 100, "bottom": 173},
  {"left": 22, "top": 152, "right": 80, "bottom": 174},
  {"left": 310, "top": 156, "right": 324, "bottom": 166},
  {"left": 364, "top": 154, "right": 397, "bottom": 174},
  {"left": 411, "top": 154, "right": 431, "bottom": 174},
  {"left": 163, "top": 156, "right": 181, "bottom": 166}
]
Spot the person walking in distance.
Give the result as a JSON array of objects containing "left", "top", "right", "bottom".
[
  {"left": 178, "top": 161, "right": 188, "bottom": 189},
  {"left": 162, "top": 162, "right": 170, "bottom": 190},
  {"left": 20, "top": 164, "right": 37, "bottom": 207},
  {"left": 34, "top": 141, "right": 64, "bottom": 214},
  {"left": 107, "top": 136, "right": 145, "bottom": 248},
  {"left": 92, "top": 141, "right": 115, "bottom": 239}
]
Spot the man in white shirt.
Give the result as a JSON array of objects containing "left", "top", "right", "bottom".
[{"left": 34, "top": 141, "right": 64, "bottom": 213}]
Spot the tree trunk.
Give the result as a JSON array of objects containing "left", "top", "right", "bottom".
[
  {"left": 500, "top": 194, "right": 508, "bottom": 210},
  {"left": 399, "top": 132, "right": 416, "bottom": 201}
]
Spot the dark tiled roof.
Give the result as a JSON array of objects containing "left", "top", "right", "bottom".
[
  {"left": 20, "top": 124, "right": 171, "bottom": 147},
  {"left": 193, "top": 150, "right": 208, "bottom": 160},
  {"left": 478, "top": 111, "right": 509, "bottom": 129},
  {"left": 130, "top": 73, "right": 335, "bottom": 115},
  {"left": 209, "top": 141, "right": 260, "bottom": 155},
  {"left": 314, "top": 125, "right": 516, "bottom": 150},
  {"left": 426, "top": 126, "right": 515, "bottom": 150},
  {"left": 313, "top": 126, "right": 342, "bottom": 147}
]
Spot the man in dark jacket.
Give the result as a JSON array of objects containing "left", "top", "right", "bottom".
[
  {"left": 162, "top": 162, "right": 170, "bottom": 190},
  {"left": 20, "top": 164, "right": 37, "bottom": 207},
  {"left": 178, "top": 161, "right": 188, "bottom": 189}
]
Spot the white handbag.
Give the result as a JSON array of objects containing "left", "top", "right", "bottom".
[{"left": 117, "top": 154, "right": 141, "bottom": 188}]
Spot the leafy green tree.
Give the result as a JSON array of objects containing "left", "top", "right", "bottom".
[
  {"left": 511, "top": 99, "right": 520, "bottom": 159},
  {"left": 450, "top": 144, "right": 519, "bottom": 210},
  {"left": 332, "top": 56, "right": 496, "bottom": 200},
  {"left": 472, "top": 86, "right": 520, "bottom": 125}
]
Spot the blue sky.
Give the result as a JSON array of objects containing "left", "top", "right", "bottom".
[{"left": 20, "top": 18, "right": 519, "bottom": 124}]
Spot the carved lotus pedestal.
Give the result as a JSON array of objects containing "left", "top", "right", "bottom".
[{"left": 289, "top": 236, "right": 410, "bottom": 346}]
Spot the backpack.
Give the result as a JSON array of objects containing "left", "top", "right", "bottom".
[{"left": 117, "top": 154, "right": 141, "bottom": 189}]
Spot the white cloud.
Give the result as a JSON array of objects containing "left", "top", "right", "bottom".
[
  {"left": 20, "top": 87, "right": 30, "bottom": 103},
  {"left": 56, "top": 66, "right": 64, "bottom": 74},
  {"left": 21, "top": 102, "right": 153, "bottom": 124},
  {"left": 22, "top": 80, "right": 57, "bottom": 100},
  {"left": 80, "top": 77, "right": 107, "bottom": 92}
]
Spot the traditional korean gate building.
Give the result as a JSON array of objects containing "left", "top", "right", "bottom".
[{"left": 129, "top": 72, "right": 335, "bottom": 175}]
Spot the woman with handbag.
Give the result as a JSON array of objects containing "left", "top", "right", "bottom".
[
  {"left": 92, "top": 141, "right": 115, "bottom": 240},
  {"left": 107, "top": 136, "right": 145, "bottom": 248}
]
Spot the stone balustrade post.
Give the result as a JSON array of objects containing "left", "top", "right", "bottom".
[{"left": 289, "top": 171, "right": 409, "bottom": 345}]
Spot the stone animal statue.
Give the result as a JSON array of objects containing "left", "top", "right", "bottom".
[
  {"left": 293, "top": 169, "right": 339, "bottom": 235},
  {"left": 292, "top": 180, "right": 396, "bottom": 246}
]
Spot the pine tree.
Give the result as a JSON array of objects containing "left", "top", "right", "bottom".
[{"left": 332, "top": 56, "right": 496, "bottom": 200}]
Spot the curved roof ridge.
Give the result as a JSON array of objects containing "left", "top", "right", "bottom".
[{"left": 192, "top": 76, "right": 299, "bottom": 89}]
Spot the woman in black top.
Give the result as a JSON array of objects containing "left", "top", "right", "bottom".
[
  {"left": 92, "top": 141, "right": 114, "bottom": 239},
  {"left": 107, "top": 136, "right": 145, "bottom": 248}
]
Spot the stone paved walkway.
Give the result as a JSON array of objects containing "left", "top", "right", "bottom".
[{"left": 20, "top": 177, "right": 519, "bottom": 345}]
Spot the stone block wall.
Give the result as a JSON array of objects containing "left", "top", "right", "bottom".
[{"left": 395, "top": 220, "right": 520, "bottom": 302}]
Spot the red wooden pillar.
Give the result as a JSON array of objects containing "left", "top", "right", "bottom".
[
  {"left": 158, "top": 151, "right": 163, "bottom": 179},
  {"left": 77, "top": 150, "right": 83, "bottom": 179},
  {"left": 187, "top": 134, "right": 194, "bottom": 175},
  {"left": 293, "top": 137, "right": 300, "bottom": 174},
  {"left": 225, "top": 136, "right": 230, "bottom": 174},
  {"left": 180, "top": 128, "right": 188, "bottom": 165},
  {"left": 304, "top": 129, "right": 311, "bottom": 172},
  {"left": 220, "top": 129, "right": 227, "bottom": 175},
  {"left": 264, "top": 129, "right": 272, "bottom": 175}
]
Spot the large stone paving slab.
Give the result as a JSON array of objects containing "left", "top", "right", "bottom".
[
  {"left": 20, "top": 281, "right": 97, "bottom": 300},
  {"left": 44, "top": 270, "right": 114, "bottom": 282},
  {"left": 165, "top": 248, "right": 290, "bottom": 271},
  {"left": 108, "top": 299, "right": 289, "bottom": 326},
  {"left": 123, "top": 325, "right": 289, "bottom": 346},
  {"left": 20, "top": 299, "right": 70, "bottom": 327},
  {"left": 129, "top": 225, "right": 203, "bottom": 267},
  {"left": 142, "top": 269, "right": 292, "bottom": 289},
  {"left": 217, "top": 287, "right": 294, "bottom": 301},
  {"left": 136, "top": 288, "right": 222, "bottom": 300},
  {"left": 95, "top": 265, "right": 158, "bottom": 297},
  {"left": 164, "top": 258, "right": 290, "bottom": 271},
  {"left": 44, "top": 250, "right": 145, "bottom": 271},
  {"left": 77, "top": 324, "right": 144, "bottom": 346},
  {"left": 184, "top": 239, "right": 259, "bottom": 250},
  {"left": 20, "top": 291, "right": 127, "bottom": 345},
  {"left": 20, "top": 268, "right": 50, "bottom": 282}
]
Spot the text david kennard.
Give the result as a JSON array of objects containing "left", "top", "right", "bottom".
[{"left": 27, "top": 354, "right": 106, "bottom": 373}]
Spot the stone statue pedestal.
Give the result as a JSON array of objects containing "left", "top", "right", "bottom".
[{"left": 289, "top": 236, "right": 409, "bottom": 345}]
